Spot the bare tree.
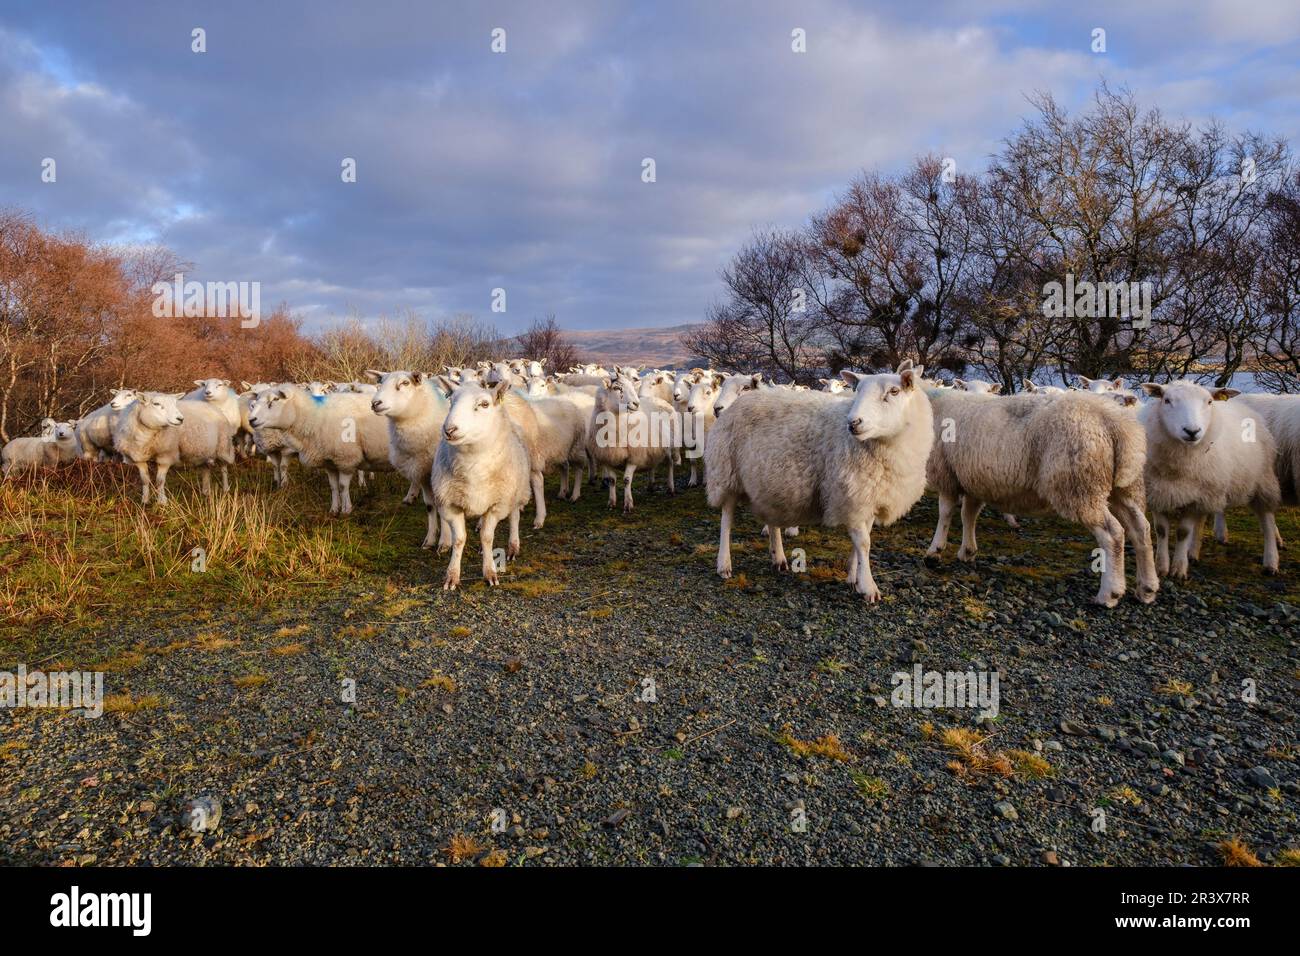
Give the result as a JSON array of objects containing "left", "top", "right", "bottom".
[{"left": 514, "top": 313, "right": 579, "bottom": 371}]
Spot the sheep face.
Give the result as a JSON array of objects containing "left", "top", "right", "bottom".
[
  {"left": 598, "top": 376, "right": 640, "bottom": 413},
  {"left": 1141, "top": 380, "right": 1238, "bottom": 446},
  {"left": 305, "top": 381, "right": 332, "bottom": 398},
  {"left": 54, "top": 421, "right": 77, "bottom": 442},
  {"left": 685, "top": 377, "right": 721, "bottom": 415},
  {"left": 843, "top": 366, "right": 924, "bottom": 441},
  {"left": 523, "top": 375, "right": 549, "bottom": 399},
  {"left": 193, "top": 378, "right": 233, "bottom": 401},
  {"left": 109, "top": 388, "right": 139, "bottom": 410},
  {"left": 1077, "top": 375, "right": 1125, "bottom": 393},
  {"left": 370, "top": 371, "right": 424, "bottom": 417},
  {"left": 955, "top": 379, "right": 1000, "bottom": 394},
  {"left": 139, "top": 393, "right": 184, "bottom": 429},
  {"left": 442, "top": 381, "right": 509, "bottom": 445},
  {"left": 38, "top": 417, "right": 57, "bottom": 437},
  {"left": 248, "top": 387, "right": 299, "bottom": 429},
  {"left": 712, "top": 373, "right": 762, "bottom": 416}
]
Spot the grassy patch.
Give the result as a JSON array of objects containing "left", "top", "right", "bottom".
[
  {"left": 1218, "top": 837, "right": 1262, "bottom": 867},
  {"left": 776, "top": 725, "right": 852, "bottom": 762},
  {"left": 103, "top": 693, "right": 162, "bottom": 714}
]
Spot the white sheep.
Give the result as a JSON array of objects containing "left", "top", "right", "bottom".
[
  {"left": 954, "top": 378, "right": 1001, "bottom": 394},
  {"left": 368, "top": 370, "right": 451, "bottom": 548},
  {"left": 75, "top": 388, "right": 138, "bottom": 460},
  {"left": 431, "top": 379, "right": 532, "bottom": 589},
  {"left": 1075, "top": 375, "right": 1127, "bottom": 394},
  {"left": 112, "top": 392, "right": 238, "bottom": 504},
  {"left": 1139, "top": 381, "right": 1281, "bottom": 578},
  {"left": 588, "top": 373, "right": 678, "bottom": 511},
  {"left": 523, "top": 374, "right": 595, "bottom": 501},
  {"left": 1022, "top": 380, "right": 1065, "bottom": 395},
  {"left": 819, "top": 378, "right": 850, "bottom": 394},
  {"left": 248, "top": 385, "right": 391, "bottom": 515},
  {"left": 1, "top": 418, "right": 60, "bottom": 477},
  {"left": 705, "top": 362, "right": 933, "bottom": 602},
  {"left": 925, "top": 387, "right": 1157, "bottom": 606},
  {"left": 1213, "top": 393, "right": 1300, "bottom": 547}
]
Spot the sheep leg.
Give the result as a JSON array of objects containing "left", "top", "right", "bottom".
[
  {"left": 688, "top": 462, "right": 699, "bottom": 488},
  {"left": 338, "top": 471, "right": 355, "bottom": 515},
  {"left": 134, "top": 461, "right": 152, "bottom": 504},
  {"left": 716, "top": 497, "right": 734, "bottom": 579},
  {"left": 568, "top": 461, "right": 582, "bottom": 502},
  {"left": 1189, "top": 514, "right": 1206, "bottom": 561},
  {"left": 605, "top": 466, "right": 617, "bottom": 507},
  {"left": 623, "top": 465, "right": 636, "bottom": 512},
  {"left": 1169, "top": 515, "right": 1197, "bottom": 580},
  {"left": 531, "top": 470, "right": 546, "bottom": 529},
  {"left": 957, "top": 497, "right": 983, "bottom": 561},
  {"left": 927, "top": 493, "right": 957, "bottom": 555},
  {"left": 1088, "top": 508, "right": 1126, "bottom": 607},
  {"left": 420, "top": 483, "right": 438, "bottom": 549},
  {"left": 508, "top": 508, "right": 521, "bottom": 559},
  {"left": 154, "top": 464, "right": 171, "bottom": 506},
  {"left": 1255, "top": 504, "right": 1280, "bottom": 574},
  {"left": 786, "top": 527, "right": 798, "bottom": 537},
  {"left": 480, "top": 513, "right": 501, "bottom": 586},
  {"left": 326, "top": 469, "right": 341, "bottom": 515},
  {"left": 665, "top": 455, "right": 675, "bottom": 495},
  {"left": 403, "top": 481, "right": 419, "bottom": 505},
  {"left": 1214, "top": 511, "right": 1229, "bottom": 544},
  {"left": 443, "top": 509, "right": 468, "bottom": 590},
  {"left": 356, "top": 470, "right": 367, "bottom": 490},
  {"left": 1111, "top": 493, "right": 1158, "bottom": 603},
  {"left": 1154, "top": 513, "right": 1170, "bottom": 576},
  {"left": 1004, "top": 513, "right": 1021, "bottom": 529},
  {"left": 220, "top": 464, "right": 229, "bottom": 493},
  {"left": 769, "top": 525, "right": 788, "bottom": 572},
  {"left": 849, "top": 521, "right": 880, "bottom": 603},
  {"left": 200, "top": 466, "right": 212, "bottom": 495},
  {"left": 559, "top": 462, "right": 569, "bottom": 499}
]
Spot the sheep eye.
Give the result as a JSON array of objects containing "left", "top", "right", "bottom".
[{"left": 889, "top": 387, "right": 900, "bottom": 397}]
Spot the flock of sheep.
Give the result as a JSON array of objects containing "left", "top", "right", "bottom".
[{"left": 4, "top": 357, "right": 1297, "bottom": 606}]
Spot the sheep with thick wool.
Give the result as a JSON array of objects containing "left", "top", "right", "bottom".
[
  {"left": 588, "top": 373, "right": 678, "bottom": 511},
  {"left": 523, "top": 374, "right": 595, "bottom": 501},
  {"left": 368, "top": 370, "right": 451, "bottom": 549},
  {"left": 431, "top": 379, "right": 532, "bottom": 590},
  {"left": 1, "top": 418, "right": 64, "bottom": 476},
  {"left": 247, "top": 385, "right": 391, "bottom": 515},
  {"left": 1139, "top": 381, "right": 1281, "bottom": 578},
  {"left": 925, "top": 387, "right": 1157, "bottom": 607},
  {"left": 75, "top": 389, "right": 138, "bottom": 460},
  {"left": 112, "top": 392, "right": 238, "bottom": 504},
  {"left": 705, "top": 362, "right": 933, "bottom": 602}
]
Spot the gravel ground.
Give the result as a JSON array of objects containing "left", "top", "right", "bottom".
[{"left": 2, "top": 479, "right": 1297, "bottom": 866}]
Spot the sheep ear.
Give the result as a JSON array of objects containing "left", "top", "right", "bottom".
[
  {"left": 712, "top": 374, "right": 726, "bottom": 388},
  {"left": 1211, "top": 387, "right": 1240, "bottom": 401},
  {"left": 896, "top": 358, "right": 914, "bottom": 373},
  {"left": 276, "top": 387, "right": 291, "bottom": 400},
  {"left": 1075, "top": 375, "right": 1093, "bottom": 388},
  {"left": 1023, "top": 380, "right": 1037, "bottom": 391},
  {"left": 601, "top": 377, "right": 613, "bottom": 389},
  {"left": 194, "top": 380, "right": 205, "bottom": 387},
  {"left": 364, "top": 369, "right": 384, "bottom": 382},
  {"left": 989, "top": 383, "right": 1001, "bottom": 395},
  {"left": 1118, "top": 393, "right": 1138, "bottom": 407},
  {"left": 492, "top": 379, "right": 512, "bottom": 403},
  {"left": 538, "top": 357, "right": 547, "bottom": 366},
  {"left": 220, "top": 379, "right": 231, "bottom": 387},
  {"left": 954, "top": 379, "right": 967, "bottom": 389},
  {"left": 434, "top": 375, "right": 456, "bottom": 397},
  {"left": 410, "top": 372, "right": 423, "bottom": 385},
  {"left": 1138, "top": 382, "right": 1163, "bottom": 397},
  {"left": 1112, "top": 377, "right": 1125, "bottom": 390},
  {"left": 903, "top": 365, "right": 924, "bottom": 389}
]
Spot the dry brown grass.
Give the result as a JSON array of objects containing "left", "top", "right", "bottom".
[
  {"left": 232, "top": 674, "right": 269, "bottom": 690},
  {"left": 103, "top": 693, "right": 162, "bottom": 714},
  {"left": 422, "top": 672, "right": 458, "bottom": 693},
  {"left": 776, "top": 725, "right": 852, "bottom": 762},
  {"left": 939, "top": 727, "right": 1012, "bottom": 777},
  {"left": 1218, "top": 837, "right": 1263, "bottom": 867},
  {"left": 444, "top": 834, "right": 483, "bottom": 863}
]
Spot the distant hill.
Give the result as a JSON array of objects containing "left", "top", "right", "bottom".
[{"left": 563, "top": 323, "right": 701, "bottom": 369}]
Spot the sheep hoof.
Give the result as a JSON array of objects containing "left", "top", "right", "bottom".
[
  {"left": 957, "top": 547, "right": 976, "bottom": 562},
  {"left": 717, "top": 565, "right": 732, "bottom": 579},
  {"left": 922, "top": 554, "right": 941, "bottom": 569},
  {"left": 1093, "top": 593, "right": 1121, "bottom": 608},
  {"left": 421, "top": 540, "right": 434, "bottom": 550},
  {"left": 484, "top": 572, "right": 499, "bottom": 587},
  {"left": 532, "top": 520, "right": 544, "bottom": 530},
  {"left": 443, "top": 577, "right": 459, "bottom": 591},
  {"left": 1262, "top": 564, "right": 1279, "bottom": 576},
  {"left": 1138, "top": 585, "right": 1159, "bottom": 603},
  {"left": 773, "top": 560, "right": 788, "bottom": 572},
  {"left": 860, "top": 585, "right": 881, "bottom": 603}
]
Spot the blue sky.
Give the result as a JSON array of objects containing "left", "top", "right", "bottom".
[{"left": 1, "top": 0, "right": 1297, "bottom": 333}]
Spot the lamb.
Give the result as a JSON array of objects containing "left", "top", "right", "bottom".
[
  {"left": 368, "top": 369, "right": 451, "bottom": 548},
  {"left": 705, "top": 362, "right": 934, "bottom": 602},
  {"left": 50, "top": 421, "right": 82, "bottom": 463},
  {"left": 112, "top": 392, "right": 238, "bottom": 504},
  {"left": 925, "top": 387, "right": 1157, "bottom": 606},
  {"left": 588, "top": 373, "right": 678, "bottom": 511},
  {"left": 248, "top": 385, "right": 391, "bottom": 515},
  {"left": 1022, "top": 380, "right": 1065, "bottom": 395},
  {"left": 431, "top": 379, "right": 532, "bottom": 590},
  {"left": 1, "top": 418, "right": 59, "bottom": 477},
  {"left": 819, "top": 377, "right": 850, "bottom": 394},
  {"left": 75, "top": 388, "right": 139, "bottom": 460},
  {"left": 1139, "top": 381, "right": 1281, "bottom": 578},
  {"left": 1075, "top": 375, "right": 1127, "bottom": 394}
]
